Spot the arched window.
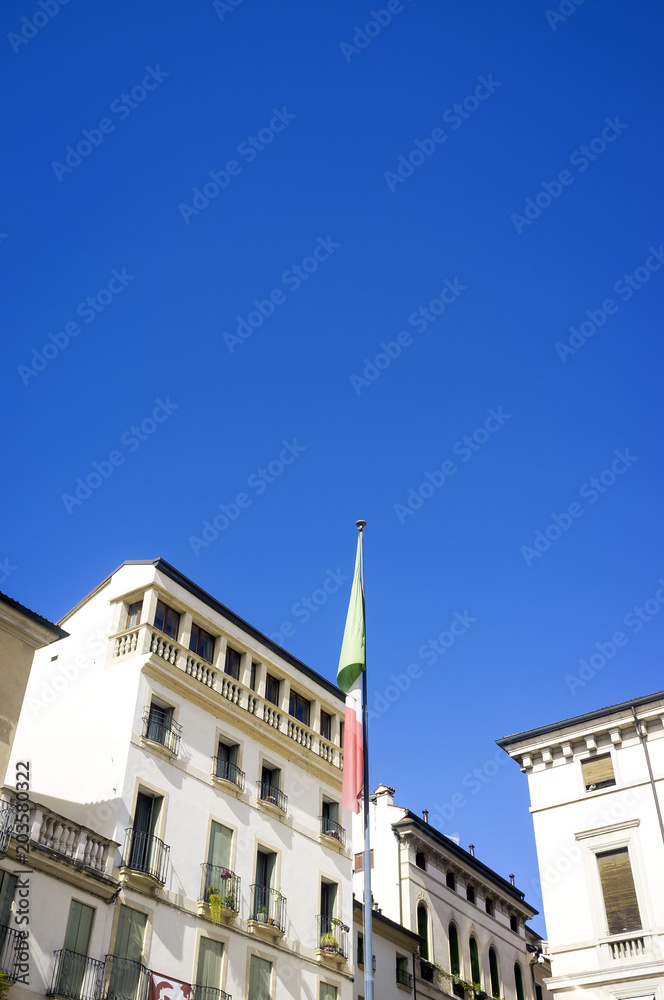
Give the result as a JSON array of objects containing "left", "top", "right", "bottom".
[
  {"left": 449, "top": 923, "right": 460, "bottom": 975},
  {"left": 469, "top": 937, "right": 480, "bottom": 986},
  {"left": 489, "top": 948, "right": 500, "bottom": 998},
  {"left": 417, "top": 904, "right": 429, "bottom": 961},
  {"left": 514, "top": 963, "right": 525, "bottom": 1000}
]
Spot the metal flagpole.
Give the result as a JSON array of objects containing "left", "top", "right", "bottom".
[{"left": 356, "top": 519, "right": 374, "bottom": 1000}]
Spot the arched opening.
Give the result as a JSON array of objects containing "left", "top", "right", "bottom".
[
  {"left": 514, "top": 963, "right": 525, "bottom": 1000},
  {"left": 489, "top": 948, "right": 500, "bottom": 998},
  {"left": 469, "top": 937, "right": 480, "bottom": 986},
  {"left": 417, "top": 904, "right": 429, "bottom": 961},
  {"left": 449, "top": 923, "right": 460, "bottom": 976}
]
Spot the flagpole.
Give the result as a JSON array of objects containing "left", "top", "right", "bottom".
[{"left": 356, "top": 519, "right": 374, "bottom": 1000}]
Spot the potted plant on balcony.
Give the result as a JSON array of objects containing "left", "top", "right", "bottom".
[
  {"left": 320, "top": 932, "right": 338, "bottom": 953},
  {"left": 256, "top": 904, "right": 268, "bottom": 923},
  {"left": 208, "top": 888, "right": 223, "bottom": 925}
]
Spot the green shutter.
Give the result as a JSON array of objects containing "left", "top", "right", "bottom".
[
  {"left": 196, "top": 939, "right": 223, "bottom": 988},
  {"left": 320, "top": 984, "right": 338, "bottom": 1000},
  {"left": 489, "top": 949, "right": 500, "bottom": 998},
  {"left": 449, "top": 924, "right": 460, "bottom": 975},
  {"left": 417, "top": 906, "right": 429, "bottom": 961},
  {"left": 470, "top": 938, "right": 480, "bottom": 985},
  {"left": 114, "top": 906, "right": 146, "bottom": 962},
  {"left": 64, "top": 901, "right": 95, "bottom": 955},
  {"left": 248, "top": 956, "right": 271, "bottom": 1000},
  {"left": 515, "top": 963, "right": 525, "bottom": 1000},
  {"left": 207, "top": 823, "right": 232, "bottom": 869},
  {"left": 0, "top": 872, "right": 18, "bottom": 926}
]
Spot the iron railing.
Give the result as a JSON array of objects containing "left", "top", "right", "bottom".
[
  {"left": 199, "top": 864, "right": 241, "bottom": 913},
  {"left": 101, "top": 956, "right": 150, "bottom": 1000},
  {"left": 211, "top": 758, "right": 245, "bottom": 790},
  {"left": 190, "top": 986, "right": 231, "bottom": 1000},
  {"left": 256, "top": 781, "right": 287, "bottom": 813},
  {"left": 0, "top": 926, "right": 23, "bottom": 979},
  {"left": 317, "top": 915, "right": 348, "bottom": 959},
  {"left": 48, "top": 949, "right": 105, "bottom": 1000},
  {"left": 249, "top": 885, "right": 286, "bottom": 932},
  {"left": 319, "top": 816, "right": 346, "bottom": 846},
  {"left": 0, "top": 801, "right": 16, "bottom": 858},
  {"left": 396, "top": 965, "right": 413, "bottom": 988},
  {"left": 419, "top": 959, "right": 435, "bottom": 983},
  {"left": 122, "top": 829, "right": 170, "bottom": 884},
  {"left": 142, "top": 711, "right": 182, "bottom": 755}
]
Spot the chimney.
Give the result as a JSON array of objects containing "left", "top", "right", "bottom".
[
  {"left": 509, "top": 874, "right": 515, "bottom": 886},
  {"left": 469, "top": 844, "right": 475, "bottom": 857},
  {"left": 422, "top": 809, "right": 429, "bottom": 823}
]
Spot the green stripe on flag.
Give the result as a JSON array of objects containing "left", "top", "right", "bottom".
[{"left": 337, "top": 537, "right": 365, "bottom": 693}]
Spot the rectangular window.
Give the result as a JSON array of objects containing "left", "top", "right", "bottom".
[
  {"left": 58, "top": 900, "right": 95, "bottom": 997},
  {"left": 126, "top": 602, "right": 142, "bottom": 629},
  {"left": 582, "top": 754, "right": 616, "bottom": 791},
  {"left": 320, "top": 985, "right": 338, "bottom": 1000},
  {"left": 357, "top": 933, "right": 364, "bottom": 968},
  {"left": 289, "top": 690, "right": 310, "bottom": 726},
  {"left": 320, "top": 710, "right": 332, "bottom": 740},
  {"left": 216, "top": 740, "right": 241, "bottom": 784},
  {"left": 485, "top": 897, "right": 494, "bottom": 916},
  {"left": 113, "top": 905, "right": 146, "bottom": 961},
  {"left": 248, "top": 956, "right": 271, "bottom": 1000},
  {"left": 196, "top": 938, "right": 223, "bottom": 990},
  {"left": 225, "top": 647, "right": 241, "bottom": 680},
  {"left": 466, "top": 885, "right": 475, "bottom": 904},
  {"left": 146, "top": 703, "right": 174, "bottom": 747},
  {"left": 354, "top": 850, "right": 374, "bottom": 872},
  {"left": 339, "top": 721, "right": 344, "bottom": 749},
  {"left": 265, "top": 674, "right": 280, "bottom": 705},
  {"left": 597, "top": 847, "right": 642, "bottom": 935},
  {"left": 190, "top": 624, "right": 215, "bottom": 663},
  {"left": 320, "top": 880, "right": 337, "bottom": 919},
  {"left": 446, "top": 871, "right": 456, "bottom": 890},
  {"left": 154, "top": 601, "right": 180, "bottom": 639},
  {"left": 250, "top": 661, "right": 258, "bottom": 691},
  {"left": 261, "top": 766, "right": 280, "bottom": 801}
]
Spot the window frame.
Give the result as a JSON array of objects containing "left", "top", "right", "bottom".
[
  {"left": 581, "top": 752, "right": 616, "bottom": 792},
  {"left": 189, "top": 623, "right": 215, "bottom": 663},
  {"left": 225, "top": 646, "right": 242, "bottom": 680},
  {"left": 320, "top": 709, "right": 332, "bottom": 740},
  {"left": 154, "top": 600, "right": 180, "bottom": 640},
  {"left": 126, "top": 601, "right": 142, "bottom": 629},
  {"left": 265, "top": 673, "right": 280, "bottom": 705},
  {"left": 289, "top": 689, "right": 310, "bottom": 726}
]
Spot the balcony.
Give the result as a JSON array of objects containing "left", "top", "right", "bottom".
[
  {"left": 249, "top": 885, "right": 286, "bottom": 936},
  {"left": 141, "top": 711, "right": 181, "bottom": 757},
  {"left": 256, "top": 781, "right": 287, "bottom": 814},
  {"left": 211, "top": 757, "right": 245, "bottom": 791},
  {"left": 419, "top": 959, "right": 436, "bottom": 983},
  {"left": 100, "top": 956, "right": 150, "bottom": 1000},
  {"left": 316, "top": 916, "right": 348, "bottom": 965},
  {"left": 198, "top": 864, "right": 241, "bottom": 922},
  {"left": 396, "top": 966, "right": 413, "bottom": 989},
  {"left": 0, "top": 926, "right": 24, "bottom": 980},
  {"left": 0, "top": 801, "right": 16, "bottom": 858},
  {"left": 320, "top": 816, "right": 346, "bottom": 847},
  {"left": 120, "top": 829, "right": 169, "bottom": 887},
  {"left": 48, "top": 950, "right": 105, "bottom": 1000},
  {"left": 190, "top": 987, "right": 231, "bottom": 1000}
]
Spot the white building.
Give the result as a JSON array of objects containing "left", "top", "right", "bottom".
[
  {"left": 2, "top": 558, "right": 354, "bottom": 1000},
  {"left": 353, "top": 785, "right": 551, "bottom": 1000},
  {"left": 498, "top": 690, "right": 664, "bottom": 1000},
  {"left": 351, "top": 900, "right": 420, "bottom": 1000}
]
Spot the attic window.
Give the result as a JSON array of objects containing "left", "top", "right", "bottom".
[
  {"left": 415, "top": 852, "right": 426, "bottom": 870},
  {"left": 581, "top": 753, "right": 616, "bottom": 791}
]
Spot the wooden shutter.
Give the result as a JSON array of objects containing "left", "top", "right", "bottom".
[
  {"left": 597, "top": 848, "right": 642, "bottom": 934},
  {"left": 196, "top": 938, "right": 223, "bottom": 988},
  {"left": 64, "top": 901, "right": 94, "bottom": 955},
  {"left": 207, "top": 822, "right": 232, "bottom": 869},
  {"left": 449, "top": 924, "right": 460, "bottom": 975},
  {"left": 582, "top": 754, "right": 615, "bottom": 790},
  {"left": 470, "top": 938, "right": 480, "bottom": 984},
  {"left": 248, "top": 956, "right": 271, "bottom": 1000},
  {"left": 320, "top": 985, "right": 337, "bottom": 1000},
  {"left": 114, "top": 906, "right": 146, "bottom": 961},
  {"left": 354, "top": 850, "right": 373, "bottom": 872}
]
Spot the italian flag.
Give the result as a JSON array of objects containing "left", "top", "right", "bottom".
[{"left": 337, "top": 536, "right": 365, "bottom": 814}]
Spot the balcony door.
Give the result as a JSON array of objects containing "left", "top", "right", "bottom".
[
  {"left": 255, "top": 850, "right": 276, "bottom": 920},
  {"left": 57, "top": 900, "right": 95, "bottom": 998},
  {"left": 129, "top": 791, "right": 162, "bottom": 875},
  {"left": 203, "top": 822, "right": 233, "bottom": 897},
  {"left": 109, "top": 906, "right": 147, "bottom": 1000},
  {"left": 195, "top": 938, "right": 223, "bottom": 999}
]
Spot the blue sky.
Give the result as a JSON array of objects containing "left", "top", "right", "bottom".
[{"left": 3, "top": 0, "right": 664, "bottom": 934}]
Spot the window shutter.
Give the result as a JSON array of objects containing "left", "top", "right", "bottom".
[
  {"left": 582, "top": 754, "right": 615, "bottom": 789},
  {"left": 469, "top": 938, "right": 480, "bottom": 984},
  {"left": 196, "top": 938, "right": 223, "bottom": 988},
  {"left": 597, "top": 848, "right": 642, "bottom": 934},
  {"left": 64, "top": 901, "right": 95, "bottom": 955},
  {"left": 114, "top": 906, "right": 146, "bottom": 962},
  {"left": 320, "top": 985, "right": 338, "bottom": 1000},
  {"left": 207, "top": 822, "right": 232, "bottom": 869},
  {"left": 248, "top": 956, "right": 271, "bottom": 1000},
  {"left": 449, "top": 924, "right": 460, "bottom": 975}
]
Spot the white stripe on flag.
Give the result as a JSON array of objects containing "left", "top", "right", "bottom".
[{"left": 342, "top": 674, "right": 363, "bottom": 814}]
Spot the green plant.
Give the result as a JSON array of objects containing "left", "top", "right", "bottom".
[
  {"left": 0, "top": 972, "right": 11, "bottom": 999},
  {"left": 221, "top": 892, "right": 236, "bottom": 911},
  {"left": 320, "top": 932, "right": 338, "bottom": 950},
  {"left": 209, "top": 891, "right": 222, "bottom": 924}
]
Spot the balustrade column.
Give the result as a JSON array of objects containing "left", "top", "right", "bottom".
[
  {"left": 279, "top": 679, "right": 291, "bottom": 733},
  {"left": 30, "top": 808, "right": 43, "bottom": 843},
  {"left": 74, "top": 828, "right": 89, "bottom": 863}
]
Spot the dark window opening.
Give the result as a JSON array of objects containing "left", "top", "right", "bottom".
[
  {"left": 189, "top": 623, "right": 215, "bottom": 662},
  {"left": 265, "top": 673, "right": 280, "bottom": 705},
  {"left": 154, "top": 601, "right": 180, "bottom": 639},
  {"left": 289, "top": 690, "right": 310, "bottom": 726},
  {"left": 415, "top": 852, "right": 426, "bottom": 870}
]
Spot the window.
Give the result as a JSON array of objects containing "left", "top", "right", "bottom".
[
  {"left": 449, "top": 924, "right": 460, "bottom": 975},
  {"left": 144, "top": 702, "right": 179, "bottom": 753},
  {"left": 485, "top": 897, "right": 494, "bottom": 916},
  {"left": 289, "top": 689, "right": 310, "bottom": 726},
  {"left": 415, "top": 851, "right": 426, "bottom": 870},
  {"left": 248, "top": 956, "right": 271, "bottom": 1000},
  {"left": 215, "top": 740, "right": 242, "bottom": 786},
  {"left": 196, "top": 938, "right": 223, "bottom": 992},
  {"left": 417, "top": 904, "right": 429, "bottom": 961},
  {"left": 489, "top": 948, "right": 500, "bottom": 998},
  {"left": 225, "top": 647, "right": 241, "bottom": 680},
  {"left": 446, "top": 871, "right": 456, "bottom": 890},
  {"left": 109, "top": 905, "right": 147, "bottom": 1000},
  {"left": 514, "top": 964, "right": 525, "bottom": 1000},
  {"left": 469, "top": 937, "right": 480, "bottom": 986},
  {"left": 253, "top": 849, "right": 278, "bottom": 922},
  {"left": 154, "top": 600, "right": 180, "bottom": 639},
  {"left": 582, "top": 753, "right": 616, "bottom": 791},
  {"left": 0, "top": 870, "right": 17, "bottom": 927},
  {"left": 319, "top": 985, "right": 337, "bottom": 1000},
  {"left": 466, "top": 885, "right": 475, "bottom": 904},
  {"left": 322, "top": 800, "right": 343, "bottom": 841},
  {"left": 265, "top": 673, "right": 280, "bottom": 705},
  {"left": 396, "top": 955, "right": 411, "bottom": 988},
  {"left": 128, "top": 791, "right": 163, "bottom": 877},
  {"left": 320, "top": 709, "right": 332, "bottom": 740},
  {"left": 56, "top": 900, "right": 95, "bottom": 997},
  {"left": 535, "top": 986, "right": 543, "bottom": 1000},
  {"left": 597, "top": 847, "right": 642, "bottom": 934},
  {"left": 320, "top": 880, "right": 337, "bottom": 918},
  {"left": 357, "top": 933, "right": 364, "bottom": 967},
  {"left": 339, "top": 721, "right": 344, "bottom": 748},
  {"left": 250, "top": 661, "right": 258, "bottom": 691},
  {"left": 190, "top": 624, "right": 215, "bottom": 662},
  {"left": 510, "top": 914, "right": 519, "bottom": 933},
  {"left": 261, "top": 765, "right": 280, "bottom": 795},
  {"left": 354, "top": 850, "right": 374, "bottom": 872},
  {"left": 126, "top": 601, "right": 142, "bottom": 629}
]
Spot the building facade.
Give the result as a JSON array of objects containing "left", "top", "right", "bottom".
[
  {"left": 2, "top": 558, "right": 353, "bottom": 1000},
  {"left": 351, "top": 900, "right": 420, "bottom": 1000},
  {"left": 353, "top": 785, "right": 551, "bottom": 1000},
  {"left": 498, "top": 690, "right": 664, "bottom": 1000}
]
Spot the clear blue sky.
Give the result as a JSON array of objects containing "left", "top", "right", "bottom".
[{"left": 3, "top": 0, "right": 664, "bottom": 935}]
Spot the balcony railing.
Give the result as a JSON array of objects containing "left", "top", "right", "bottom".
[
  {"left": 190, "top": 986, "right": 231, "bottom": 1000},
  {"left": 48, "top": 950, "right": 105, "bottom": 1000},
  {"left": 0, "top": 926, "right": 23, "bottom": 979},
  {"left": 142, "top": 711, "right": 181, "bottom": 755},
  {"left": 101, "top": 956, "right": 150, "bottom": 1000},
  {"left": 199, "top": 864, "right": 241, "bottom": 913},
  {"left": 121, "top": 829, "right": 169, "bottom": 884},
  {"left": 256, "top": 781, "right": 287, "bottom": 813},
  {"left": 7, "top": 794, "right": 118, "bottom": 876},
  {"left": 317, "top": 916, "right": 348, "bottom": 960},
  {"left": 396, "top": 966, "right": 413, "bottom": 989},
  {"left": 211, "top": 758, "right": 245, "bottom": 790},
  {"left": 249, "top": 885, "right": 286, "bottom": 932},
  {"left": 0, "top": 801, "right": 16, "bottom": 858},
  {"left": 419, "top": 959, "right": 435, "bottom": 983},
  {"left": 320, "top": 816, "right": 346, "bottom": 846}
]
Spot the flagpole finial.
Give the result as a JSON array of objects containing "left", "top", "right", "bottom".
[{"left": 356, "top": 520, "right": 367, "bottom": 531}]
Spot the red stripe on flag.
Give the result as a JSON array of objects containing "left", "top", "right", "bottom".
[{"left": 342, "top": 701, "right": 363, "bottom": 814}]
